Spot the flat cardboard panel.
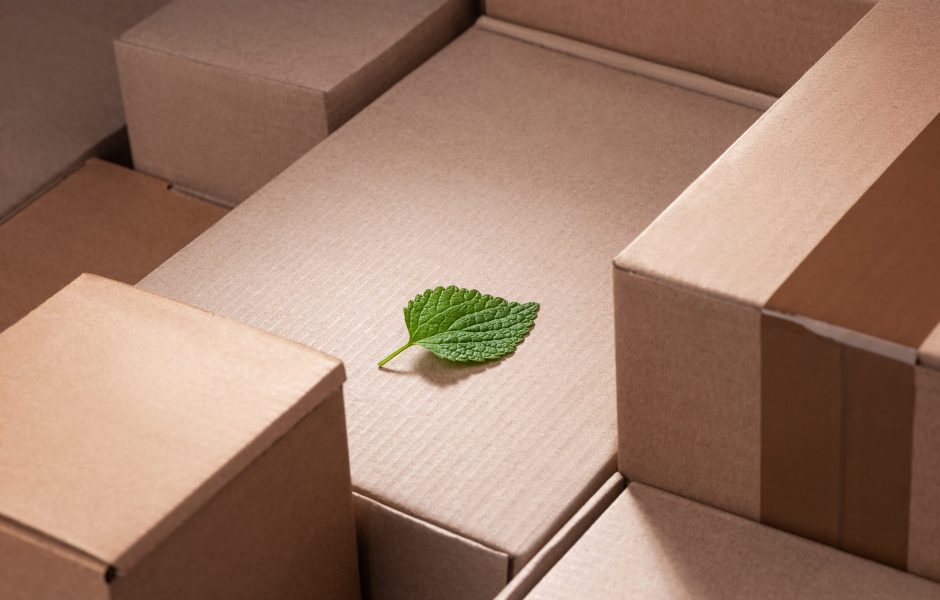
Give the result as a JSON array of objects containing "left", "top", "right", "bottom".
[
  {"left": 111, "top": 392, "right": 360, "bottom": 599},
  {"left": 486, "top": 0, "right": 872, "bottom": 96},
  {"left": 909, "top": 367, "right": 940, "bottom": 581},
  {"left": 0, "top": 274, "right": 344, "bottom": 568},
  {"left": 526, "top": 484, "right": 940, "bottom": 599},
  {"left": 920, "top": 323, "right": 940, "bottom": 370},
  {"left": 138, "top": 24, "right": 761, "bottom": 586},
  {"left": 616, "top": 0, "right": 940, "bottom": 308},
  {"left": 355, "top": 494, "right": 508, "bottom": 600},
  {"left": 767, "top": 114, "right": 940, "bottom": 349},
  {"left": 0, "top": 520, "right": 107, "bottom": 600},
  {"left": 615, "top": 270, "right": 761, "bottom": 520},
  {"left": 117, "top": 0, "right": 475, "bottom": 204},
  {"left": 760, "top": 316, "right": 843, "bottom": 546},
  {"left": 0, "top": 0, "right": 167, "bottom": 218},
  {"left": 0, "top": 159, "right": 224, "bottom": 332}
]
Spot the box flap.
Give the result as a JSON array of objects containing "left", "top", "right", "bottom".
[
  {"left": 616, "top": 0, "right": 940, "bottom": 309},
  {"left": 485, "top": 0, "right": 873, "bottom": 96},
  {"left": 139, "top": 24, "right": 760, "bottom": 565},
  {"left": 0, "top": 275, "right": 344, "bottom": 570},
  {"left": 527, "top": 483, "right": 940, "bottom": 599},
  {"left": 118, "top": 0, "right": 471, "bottom": 94}
]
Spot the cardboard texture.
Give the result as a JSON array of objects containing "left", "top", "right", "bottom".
[
  {"left": 0, "top": 275, "right": 358, "bottom": 599},
  {"left": 138, "top": 21, "right": 763, "bottom": 599},
  {"left": 0, "top": 159, "right": 225, "bottom": 333},
  {"left": 116, "top": 0, "right": 476, "bottom": 205},
  {"left": 525, "top": 483, "right": 940, "bottom": 599},
  {"left": 0, "top": 0, "right": 167, "bottom": 220},
  {"left": 616, "top": 0, "right": 940, "bottom": 579},
  {"left": 485, "top": 0, "right": 874, "bottom": 97}
]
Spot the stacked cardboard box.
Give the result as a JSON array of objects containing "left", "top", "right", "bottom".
[
  {"left": 0, "top": 275, "right": 359, "bottom": 599},
  {"left": 615, "top": 0, "right": 940, "bottom": 580},
  {"left": 0, "top": 0, "right": 167, "bottom": 219},
  {"left": 116, "top": 0, "right": 476, "bottom": 205},
  {"left": 0, "top": 159, "right": 224, "bottom": 332}
]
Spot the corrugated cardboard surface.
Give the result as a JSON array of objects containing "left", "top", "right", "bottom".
[
  {"left": 111, "top": 391, "right": 360, "bottom": 599},
  {"left": 0, "top": 0, "right": 167, "bottom": 219},
  {"left": 117, "top": 0, "right": 475, "bottom": 205},
  {"left": 485, "top": 0, "right": 873, "bottom": 96},
  {"left": 0, "top": 159, "right": 224, "bottom": 333},
  {"left": 909, "top": 367, "right": 940, "bottom": 582},
  {"left": 525, "top": 483, "right": 940, "bottom": 599},
  {"left": 616, "top": 0, "right": 940, "bottom": 308},
  {"left": 139, "top": 23, "right": 761, "bottom": 595},
  {"left": 0, "top": 274, "right": 345, "bottom": 570}
]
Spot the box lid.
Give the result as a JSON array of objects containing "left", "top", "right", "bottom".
[
  {"left": 118, "top": 0, "right": 469, "bottom": 95},
  {"left": 616, "top": 0, "right": 940, "bottom": 361},
  {"left": 526, "top": 483, "right": 940, "bottom": 599},
  {"left": 0, "top": 274, "right": 344, "bottom": 571}
]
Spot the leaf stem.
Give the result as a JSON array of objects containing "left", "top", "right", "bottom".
[{"left": 377, "top": 341, "right": 414, "bottom": 367}]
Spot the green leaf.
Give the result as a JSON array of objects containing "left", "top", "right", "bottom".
[{"left": 378, "top": 286, "right": 540, "bottom": 367}]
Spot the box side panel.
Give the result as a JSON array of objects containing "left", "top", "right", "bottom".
[
  {"left": 355, "top": 492, "right": 507, "bottom": 600},
  {"left": 494, "top": 474, "right": 624, "bottom": 600},
  {"left": 485, "top": 0, "right": 872, "bottom": 96},
  {"left": 115, "top": 41, "right": 328, "bottom": 206},
  {"left": 325, "top": 0, "right": 475, "bottom": 129},
  {"left": 111, "top": 391, "right": 359, "bottom": 599},
  {"left": 614, "top": 269, "right": 761, "bottom": 519},
  {"left": 909, "top": 367, "right": 940, "bottom": 581},
  {"left": 0, "top": 521, "right": 107, "bottom": 600}
]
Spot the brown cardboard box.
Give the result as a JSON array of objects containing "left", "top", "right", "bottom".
[
  {"left": 115, "top": 0, "right": 476, "bottom": 206},
  {"left": 615, "top": 0, "right": 940, "bottom": 580},
  {"left": 137, "top": 15, "right": 767, "bottom": 599},
  {"left": 0, "top": 0, "right": 167, "bottom": 219},
  {"left": 0, "top": 274, "right": 359, "bottom": 599},
  {"left": 485, "top": 0, "right": 874, "bottom": 96},
  {"left": 0, "top": 159, "right": 225, "bottom": 332},
  {"left": 523, "top": 483, "right": 940, "bottom": 599}
]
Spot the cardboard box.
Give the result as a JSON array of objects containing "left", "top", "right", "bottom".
[
  {"left": 115, "top": 0, "right": 476, "bottom": 206},
  {"left": 485, "top": 0, "right": 874, "bottom": 96},
  {"left": 0, "top": 274, "right": 359, "bottom": 599},
  {"left": 524, "top": 483, "right": 940, "bottom": 599},
  {"left": 0, "top": 159, "right": 225, "bottom": 332},
  {"left": 615, "top": 0, "right": 940, "bottom": 580},
  {"left": 0, "top": 0, "right": 167, "bottom": 219},
  {"left": 137, "top": 16, "right": 767, "bottom": 599}
]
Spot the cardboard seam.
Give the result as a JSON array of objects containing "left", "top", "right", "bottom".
[
  {"left": 0, "top": 515, "right": 108, "bottom": 578},
  {"left": 114, "top": 38, "right": 326, "bottom": 96},
  {"left": 111, "top": 391, "right": 343, "bottom": 577},
  {"left": 475, "top": 16, "right": 776, "bottom": 111},
  {"left": 351, "top": 488, "right": 507, "bottom": 559}
]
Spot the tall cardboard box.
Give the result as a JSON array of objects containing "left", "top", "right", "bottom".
[
  {"left": 0, "top": 0, "right": 167, "bottom": 219},
  {"left": 0, "top": 159, "right": 225, "bottom": 332},
  {"left": 522, "top": 483, "right": 940, "bottom": 599},
  {"left": 615, "top": 0, "right": 940, "bottom": 580},
  {"left": 115, "top": 0, "right": 475, "bottom": 205},
  {"left": 0, "top": 275, "right": 359, "bottom": 599}
]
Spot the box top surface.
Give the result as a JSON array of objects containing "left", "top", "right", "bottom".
[
  {"left": 0, "top": 159, "right": 225, "bottom": 332},
  {"left": 0, "top": 0, "right": 166, "bottom": 218},
  {"left": 527, "top": 483, "right": 940, "bottom": 599},
  {"left": 119, "top": 0, "right": 464, "bottom": 92},
  {"left": 0, "top": 275, "right": 343, "bottom": 569},
  {"left": 139, "top": 25, "right": 760, "bottom": 563},
  {"left": 617, "top": 0, "right": 940, "bottom": 314}
]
